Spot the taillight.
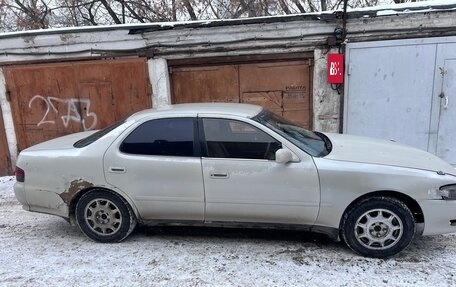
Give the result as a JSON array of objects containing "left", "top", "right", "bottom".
[{"left": 15, "top": 167, "right": 25, "bottom": 182}]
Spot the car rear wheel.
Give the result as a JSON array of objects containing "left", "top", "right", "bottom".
[
  {"left": 341, "top": 196, "right": 415, "bottom": 258},
  {"left": 76, "top": 190, "right": 136, "bottom": 243}
]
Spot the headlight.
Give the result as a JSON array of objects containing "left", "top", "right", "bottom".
[{"left": 438, "top": 185, "right": 456, "bottom": 200}]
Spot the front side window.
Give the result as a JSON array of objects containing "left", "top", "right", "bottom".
[
  {"left": 253, "top": 110, "right": 331, "bottom": 157},
  {"left": 120, "top": 118, "right": 195, "bottom": 156},
  {"left": 202, "top": 118, "right": 281, "bottom": 160}
]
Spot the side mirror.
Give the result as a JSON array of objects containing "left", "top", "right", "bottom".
[{"left": 275, "top": 148, "right": 293, "bottom": 164}]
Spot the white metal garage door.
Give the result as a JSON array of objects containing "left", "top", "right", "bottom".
[{"left": 344, "top": 37, "right": 456, "bottom": 165}]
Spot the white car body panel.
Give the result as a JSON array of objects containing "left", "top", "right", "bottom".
[
  {"left": 12, "top": 103, "right": 456, "bottom": 243},
  {"left": 313, "top": 158, "right": 456, "bottom": 235},
  {"left": 104, "top": 151, "right": 205, "bottom": 221},
  {"left": 325, "top": 133, "right": 456, "bottom": 175},
  {"left": 202, "top": 157, "right": 320, "bottom": 225}
]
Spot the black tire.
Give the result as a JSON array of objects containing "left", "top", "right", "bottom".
[
  {"left": 340, "top": 196, "right": 415, "bottom": 258},
  {"left": 76, "top": 189, "right": 137, "bottom": 243}
]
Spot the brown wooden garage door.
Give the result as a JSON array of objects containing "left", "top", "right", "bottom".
[
  {"left": 0, "top": 108, "right": 12, "bottom": 175},
  {"left": 171, "top": 60, "right": 312, "bottom": 128},
  {"left": 4, "top": 58, "right": 151, "bottom": 151}
]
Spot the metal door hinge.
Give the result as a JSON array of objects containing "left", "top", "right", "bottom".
[{"left": 5, "top": 90, "right": 11, "bottom": 102}]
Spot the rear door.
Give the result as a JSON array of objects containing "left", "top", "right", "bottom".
[
  {"left": 199, "top": 115, "right": 320, "bottom": 225},
  {"left": 104, "top": 116, "right": 204, "bottom": 221}
]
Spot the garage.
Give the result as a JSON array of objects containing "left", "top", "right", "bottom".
[
  {"left": 4, "top": 58, "right": 151, "bottom": 152},
  {"left": 170, "top": 58, "right": 312, "bottom": 128}
]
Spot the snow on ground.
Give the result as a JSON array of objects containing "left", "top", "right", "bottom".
[{"left": 1, "top": 176, "right": 456, "bottom": 287}]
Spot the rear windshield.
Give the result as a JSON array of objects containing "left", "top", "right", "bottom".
[{"left": 73, "top": 120, "right": 126, "bottom": 148}]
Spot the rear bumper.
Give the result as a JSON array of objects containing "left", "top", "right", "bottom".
[
  {"left": 14, "top": 182, "right": 69, "bottom": 217},
  {"left": 13, "top": 182, "right": 30, "bottom": 211},
  {"left": 420, "top": 199, "right": 456, "bottom": 235}
]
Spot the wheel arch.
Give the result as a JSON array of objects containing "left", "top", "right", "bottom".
[
  {"left": 68, "top": 186, "right": 140, "bottom": 224},
  {"left": 340, "top": 190, "right": 424, "bottom": 228}
]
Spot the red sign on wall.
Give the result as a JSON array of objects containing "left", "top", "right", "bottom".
[{"left": 327, "top": 54, "right": 344, "bottom": 84}]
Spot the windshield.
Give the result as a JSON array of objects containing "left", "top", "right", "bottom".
[{"left": 253, "top": 110, "right": 331, "bottom": 157}]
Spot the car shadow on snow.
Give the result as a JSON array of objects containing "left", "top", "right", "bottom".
[
  {"left": 38, "top": 218, "right": 451, "bottom": 261},
  {"left": 134, "top": 225, "right": 346, "bottom": 252},
  {"left": 130, "top": 225, "right": 450, "bottom": 261},
  {"left": 136, "top": 225, "right": 333, "bottom": 243}
]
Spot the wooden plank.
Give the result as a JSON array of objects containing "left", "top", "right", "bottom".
[
  {"left": 74, "top": 58, "right": 151, "bottom": 122},
  {"left": 239, "top": 61, "right": 311, "bottom": 128},
  {"left": 4, "top": 58, "right": 151, "bottom": 152},
  {"left": 171, "top": 60, "right": 311, "bottom": 128},
  {"left": 241, "top": 91, "right": 283, "bottom": 115},
  {"left": 171, "top": 65, "right": 239, "bottom": 104}
]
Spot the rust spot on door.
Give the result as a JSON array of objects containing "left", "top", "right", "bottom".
[
  {"left": 4, "top": 58, "right": 151, "bottom": 151},
  {"left": 60, "top": 179, "right": 94, "bottom": 204},
  {"left": 171, "top": 60, "right": 311, "bottom": 129}
]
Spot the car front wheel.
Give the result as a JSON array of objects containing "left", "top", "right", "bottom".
[
  {"left": 76, "top": 190, "right": 137, "bottom": 243},
  {"left": 341, "top": 196, "right": 415, "bottom": 258}
]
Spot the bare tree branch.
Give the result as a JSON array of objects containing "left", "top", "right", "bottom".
[
  {"left": 278, "top": 0, "right": 291, "bottom": 14},
  {"left": 320, "top": 0, "right": 327, "bottom": 11},
  {"left": 183, "top": 0, "right": 197, "bottom": 20},
  {"left": 99, "top": 0, "right": 121, "bottom": 24},
  {"left": 292, "top": 0, "right": 306, "bottom": 13}
]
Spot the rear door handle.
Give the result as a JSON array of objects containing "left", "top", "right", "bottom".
[
  {"left": 210, "top": 172, "right": 229, "bottom": 179},
  {"left": 108, "top": 166, "right": 126, "bottom": 173}
]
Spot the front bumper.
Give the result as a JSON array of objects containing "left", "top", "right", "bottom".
[
  {"left": 420, "top": 199, "right": 456, "bottom": 235},
  {"left": 13, "top": 182, "right": 30, "bottom": 211}
]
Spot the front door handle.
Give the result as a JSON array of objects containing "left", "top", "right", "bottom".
[{"left": 210, "top": 172, "right": 229, "bottom": 179}]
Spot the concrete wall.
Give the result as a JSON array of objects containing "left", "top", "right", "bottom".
[
  {"left": 148, "top": 58, "right": 172, "bottom": 107},
  {"left": 313, "top": 48, "right": 341, "bottom": 133},
  {"left": 0, "top": 69, "right": 17, "bottom": 167}
]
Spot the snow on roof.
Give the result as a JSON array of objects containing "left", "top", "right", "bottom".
[{"left": 1, "top": 0, "right": 455, "bottom": 39}]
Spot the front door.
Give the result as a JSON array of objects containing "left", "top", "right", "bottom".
[{"left": 199, "top": 116, "right": 320, "bottom": 225}]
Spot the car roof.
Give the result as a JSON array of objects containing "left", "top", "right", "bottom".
[{"left": 129, "top": 103, "right": 264, "bottom": 120}]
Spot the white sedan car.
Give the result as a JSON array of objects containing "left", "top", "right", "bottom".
[{"left": 14, "top": 103, "right": 456, "bottom": 258}]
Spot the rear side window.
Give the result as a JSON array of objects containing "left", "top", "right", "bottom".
[
  {"left": 74, "top": 120, "right": 126, "bottom": 148},
  {"left": 120, "top": 118, "right": 195, "bottom": 157},
  {"left": 202, "top": 118, "right": 281, "bottom": 160}
]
